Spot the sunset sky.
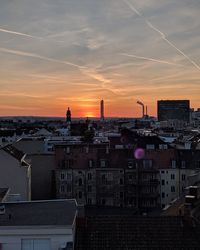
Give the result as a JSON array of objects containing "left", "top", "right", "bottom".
[{"left": 0, "top": 0, "right": 200, "bottom": 117}]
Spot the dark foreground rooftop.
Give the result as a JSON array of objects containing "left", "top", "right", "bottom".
[
  {"left": 0, "top": 199, "right": 77, "bottom": 226},
  {"left": 75, "top": 215, "right": 200, "bottom": 250}
]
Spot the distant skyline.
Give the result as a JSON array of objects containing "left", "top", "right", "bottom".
[{"left": 0, "top": 0, "right": 200, "bottom": 117}]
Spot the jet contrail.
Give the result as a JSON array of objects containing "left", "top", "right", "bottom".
[
  {"left": 123, "top": 0, "right": 200, "bottom": 71},
  {"left": 0, "top": 47, "right": 86, "bottom": 69},
  {"left": 0, "top": 27, "right": 42, "bottom": 39},
  {"left": 120, "top": 53, "right": 184, "bottom": 66}
]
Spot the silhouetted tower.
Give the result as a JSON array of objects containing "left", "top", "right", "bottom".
[
  {"left": 100, "top": 100, "right": 104, "bottom": 121},
  {"left": 66, "top": 107, "right": 71, "bottom": 123}
]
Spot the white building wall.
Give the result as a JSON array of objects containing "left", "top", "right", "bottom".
[
  {"left": 160, "top": 168, "right": 195, "bottom": 207},
  {"left": 0, "top": 150, "right": 31, "bottom": 201},
  {"left": 0, "top": 227, "right": 74, "bottom": 250}
]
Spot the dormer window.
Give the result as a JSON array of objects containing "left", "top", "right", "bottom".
[
  {"left": 146, "top": 144, "right": 155, "bottom": 150},
  {"left": 159, "top": 144, "right": 168, "bottom": 149}
]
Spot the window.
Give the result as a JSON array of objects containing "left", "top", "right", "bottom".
[
  {"left": 196, "top": 161, "right": 200, "bottom": 169},
  {"left": 67, "top": 159, "right": 73, "bottom": 168},
  {"left": 102, "top": 174, "right": 106, "bottom": 184},
  {"left": 143, "top": 160, "right": 153, "bottom": 168},
  {"left": 88, "top": 159, "right": 94, "bottom": 168},
  {"left": 161, "top": 170, "right": 165, "bottom": 174},
  {"left": 162, "top": 180, "right": 165, "bottom": 185},
  {"left": 78, "top": 191, "right": 82, "bottom": 199},
  {"left": 85, "top": 146, "right": 89, "bottom": 153},
  {"left": 159, "top": 144, "right": 168, "bottom": 149},
  {"left": 66, "top": 147, "right": 70, "bottom": 154},
  {"left": 171, "top": 174, "right": 175, "bottom": 180},
  {"left": 172, "top": 160, "right": 176, "bottom": 168},
  {"left": 101, "top": 199, "right": 106, "bottom": 205},
  {"left": 181, "top": 161, "right": 186, "bottom": 168},
  {"left": 67, "top": 185, "right": 71, "bottom": 192},
  {"left": 88, "top": 172, "right": 92, "bottom": 180},
  {"left": 171, "top": 186, "right": 175, "bottom": 192},
  {"left": 120, "top": 192, "right": 124, "bottom": 199},
  {"left": 61, "top": 160, "right": 65, "bottom": 168},
  {"left": 78, "top": 178, "right": 83, "bottom": 186},
  {"left": 162, "top": 192, "right": 165, "bottom": 198},
  {"left": 21, "top": 239, "right": 51, "bottom": 250},
  {"left": 88, "top": 198, "right": 92, "bottom": 205},
  {"left": 120, "top": 178, "right": 123, "bottom": 185},
  {"left": 67, "top": 173, "right": 71, "bottom": 180},
  {"left": 146, "top": 144, "right": 155, "bottom": 150},
  {"left": 100, "top": 159, "right": 106, "bottom": 167},
  {"left": 182, "top": 174, "right": 186, "bottom": 181},
  {"left": 60, "top": 172, "right": 65, "bottom": 180},
  {"left": 60, "top": 185, "right": 65, "bottom": 193},
  {"left": 129, "top": 175, "right": 133, "bottom": 180},
  {"left": 88, "top": 185, "right": 92, "bottom": 192},
  {"left": 107, "top": 173, "right": 113, "bottom": 181},
  {"left": 128, "top": 160, "right": 134, "bottom": 168}
]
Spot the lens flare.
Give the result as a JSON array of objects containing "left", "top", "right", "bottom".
[{"left": 134, "top": 148, "right": 145, "bottom": 160}]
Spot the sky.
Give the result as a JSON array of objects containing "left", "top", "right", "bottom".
[{"left": 0, "top": 0, "right": 200, "bottom": 118}]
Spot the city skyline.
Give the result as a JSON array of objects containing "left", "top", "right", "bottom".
[{"left": 0, "top": 0, "right": 200, "bottom": 117}]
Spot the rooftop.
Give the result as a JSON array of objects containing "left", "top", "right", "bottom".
[
  {"left": 75, "top": 215, "right": 200, "bottom": 250},
  {"left": 0, "top": 199, "right": 77, "bottom": 226}
]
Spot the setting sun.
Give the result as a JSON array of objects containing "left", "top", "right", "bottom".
[{"left": 84, "top": 112, "right": 95, "bottom": 118}]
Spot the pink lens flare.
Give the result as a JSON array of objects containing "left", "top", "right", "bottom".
[{"left": 134, "top": 148, "right": 145, "bottom": 160}]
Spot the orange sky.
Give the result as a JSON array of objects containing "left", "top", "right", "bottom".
[{"left": 0, "top": 0, "right": 200, "bottom": 117}]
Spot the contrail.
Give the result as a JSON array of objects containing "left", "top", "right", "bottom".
[
  {"left": 120, "top": 53, "right": 184, "bottom": 66},
  {"left": 123, "top": 0, "right": 200, "bottom": 71},
  {"left": 0, "top": 47, "right": 86, "bottom": 69},
  {"left": 0, "top": 27, "right": 42, "bottom": 39}
]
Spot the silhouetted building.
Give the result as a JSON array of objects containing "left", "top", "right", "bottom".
[
  {"left": 66, "top": 107, "right": 72, "bottom": 123},
  {"left": 158, "top": 100, "right": 190, "bottom": 122},
  {"left": 100, "top": 100, "right": 104, "bottom": 121}
]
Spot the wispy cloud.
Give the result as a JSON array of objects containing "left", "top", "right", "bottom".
[
  {"left": 0, "top": 47, "right": 86, "bottom": 69},
  {"left": 80, "top": 68, "right": 121, "bottom": 95},
  {"left": 120, "top": 53, "right": 184, "bottom": 66},
  {"left": 123, "top": 0, "right": 200, "bottom": 71},
  {"left": 0, "top": 92, "right": 52, "bottom": 99},
  {"left": 0, "top": 26, "right": 42, "bottom": 39}
]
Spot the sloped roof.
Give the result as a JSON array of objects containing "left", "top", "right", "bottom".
[
  {"left": 33, "top": 128, "right": 52, "bottom": 136},
  {"left": 0, "top": 199, "right": 77, "bottom": 226},
  {"left": 2, "top": 145, "right": 25, "bottom": 161}
]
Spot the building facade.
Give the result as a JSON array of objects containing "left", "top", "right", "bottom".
[
  {"left": 157, "top": 100, "right": 190, "bottom": 122},
  {"left": 54, "top": 143, "right": 161, "bottom": 209}
]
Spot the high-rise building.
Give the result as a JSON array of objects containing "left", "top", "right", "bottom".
[
  {"left": 100, "top": 100, "right": 104, "bottom": 121},
  {"left": 66, "top": 107, "right": 71, "bottom": 123},
  {"left": 157, "top": 100, "right": 190, "bottom": 122}
]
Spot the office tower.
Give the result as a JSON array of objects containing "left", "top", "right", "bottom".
[{"left": 157, "top": 100, "right": 190, "bottom": 122}]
